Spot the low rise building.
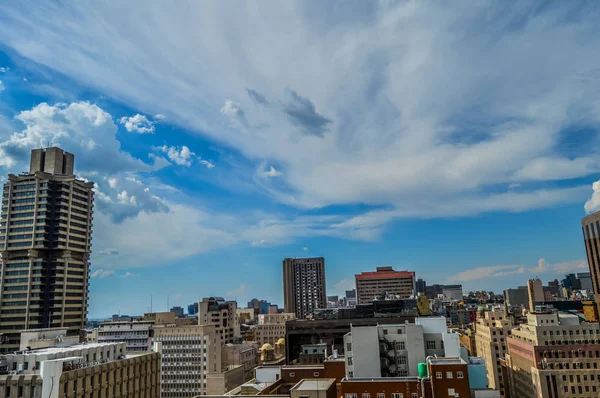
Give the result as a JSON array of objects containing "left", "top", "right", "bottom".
[
  {"left": 0, "top": 341, "right": 160, "bottom": 398},
  {"left": 222, "top": 343, "right": 258, "bottom": 381},
  {"left": 19, "top": 328, "right": 79, "bottom": 351},
  {"left": 506, "top": 310, "right": 600, "bottom": 398},
  {"left": 97, "top": 320, "right": 154, "bottom": 352}
]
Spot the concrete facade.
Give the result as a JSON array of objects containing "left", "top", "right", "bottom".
[
  {"left": 97, "top": 320, "right": 154, "bottom": 352},
  {"left": 283, "top": 257, "right": 326, "bottom": 319},
  {"left": 474, "top": 308, "right": 512, "bottom": 397},
  {"left": 506, "top": 311, "right": 600, "bottom": 398},
  {"left": 527, "top": 279, "right": 544, "bottom": 312},
  {"left": 581, "top": 211, "right": 600, "bottom": 316},
  {"left": 355, "top": 267, "right": 416, "bottom": 305},
  {"left": 0, "top": 147, "right": 95, "bottom": 353},
  {"left": 153, "top": 324, "right": 220, "bottom": 398},
  {"left": 199, "top": 297, "right": 240, "bottom": 344}
]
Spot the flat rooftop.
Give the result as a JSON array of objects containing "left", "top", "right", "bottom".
[
  {"left": 18, "top": 342, "right": 122, "bottom": 356},
  {"left": 345, "top": 377, "right": 420, "bottom": 382},
  {"left": 428, "top": 357, "right": 465, "bottom": 365},
  {"left": 292, "top": 379, "right": 336, "bottom": 391}
]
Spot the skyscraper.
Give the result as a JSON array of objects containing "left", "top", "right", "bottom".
[
  {"left": 0, "top": 147, "right": 94, "bottom": 352},
  {"left": 581, "top": 211, "right": 600, "bottom": 315},
  {"left": 282, "top": 257, "right": 326, "bottom": 319}
]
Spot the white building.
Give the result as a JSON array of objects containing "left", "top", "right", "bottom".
[
  {"left": 97, "top": 320, "right": 154, "bottom": 352},
  {"left": 344, "top": 316, "right": 460, "bottom": 378}
]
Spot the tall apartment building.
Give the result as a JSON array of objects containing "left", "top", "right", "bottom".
[
  {"left": 344, "top": 317, "right": 460, "bottom": 378},
  {"left": 153, "top": 324, "right": 220, "bottom": 398},
  {"left": 0, "top": 148, "right": 94, "bottom": 352},
  {"left": 198, "top": 297, "right": 240, "bottom": 344},
  {"left": 581, "top": 211, "right": 600, "bottom": 315},
  {"left": 97, "top": 320, "right": 154, "bottom": 352},
  {"left": 282, "top": 257, "right": 326, "bottom": 319},
  {"left": 475, "top": 308, "right": 513, "bottom": 397},
  {"left": 506, "top": 310, "right": 600, "bottom": 398},
  {"left": 0, "top": 341, "right": 160, "bottom": 398},
  {"left": 527, "top": 279, "right": 544, "bottom": 312},
  {"left": 355, "top": 267, "right": 416, "bottom": 305}
]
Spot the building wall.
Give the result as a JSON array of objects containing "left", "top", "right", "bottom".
[
  {"left": 355, "top": 267, "right": 416, "bottom": 305},
  {"left": 283, "top": 257, "right": 326, "bottom": 319},
  {"left": 428, "top": 361, "right": 470, "bottom": 398},
  {"left": 222, "top": 343, "right": 257, "bottom": 381},
  {"left": 258, "top": 313, "right": 296, "bottom": 325},
  {"left": 290, "top": 380, "right": 337, "bottom": 398},
  {"left": 340, "top": 379, "right": 427, "bottom": 398},
  {"left": 206, "top": 365, "right": 245, "bottom": 395},
  {"left": 0, "top": 149, "right": 94, "bottom": 352},
  {"left": 98, "top": 321, "right": 154, "bottom": 352},
  {"left": 527, "top": 279, "right": 544, "bottom": 312},
  {"left": 153, "top": 325, "right": 220, "bottom": 398},
  {"left": 475, "top": 309, "right": 512, "bottom": 397},
  {"left": 581, "top": 211, "right": 600, "bottom": 316},
  {"left": 199, "top": 298, "right": 240, "bottom": 344}
]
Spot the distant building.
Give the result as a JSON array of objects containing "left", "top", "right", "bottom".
[
  {"left": 345, "top": 289, "right": 356, "bottom": 299},
  {"left": 199, "top": 297, "right": 240, "bottom": 344},
  {"left": 188, "top": 302, "right": 199, "bottom": 316},
  {"left": 475, "top": 308, "right": 513, "bottom": 397},
  {"left": 442, "top": 285, "right": 463, "bottom": 301},
  {"left": 283, "top": 257, "right": 327, "bottom": 319},
  {"left": 236, "top": 308, "right": 255, "bottom": 324},
  {"left": 416, "top": 278, "right": 427, "bottom": 294},
  {"left": 581, "top": 212, "right": 600, "bottom": 315},
  {"left": 355, "top": 267, "right": 416, "bottom": 305},
  {"left": 170, "top": 306, "right": 184, "bottom": 318},
  {"left": 97, "top": 320, "right": 154, "bottom": 352},
  {"left": 254, "top": 313, "right": 295, "bottom": 346},
  {"left": 0, "top": 341, "right": 160, "bottom": 398},
  {"left": 506, "top": 310, "right": 600, "bottom": 398},
  {"left": 0, "top": 147, "right": 95, "bottom": 353},
  {"left": 527, "top": 279, "right": 544, "bottom": 312},
  {"left": 153, "top": 324, "right": 220, "bottom": 397},
  {"left": 504, "top": 286, "right": 528, "bottom": 312}
]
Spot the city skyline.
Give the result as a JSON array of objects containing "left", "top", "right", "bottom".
[{"left": 1, "top": 2, "right": 600, "bottom": 318}]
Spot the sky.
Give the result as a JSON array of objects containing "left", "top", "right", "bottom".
[{"left": 1, "top": 1, "right": 600, "bottom": 318}]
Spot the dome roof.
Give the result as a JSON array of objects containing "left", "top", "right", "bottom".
[
  {"left": 276, "top": 338, "right": 285, "bottom": 345},
  {"left": 261, "top": 343, "right": 274, "bottom": 351}
]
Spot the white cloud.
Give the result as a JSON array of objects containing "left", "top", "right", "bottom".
[
  {"left": 119, "top": 114, "right": 155, "bottom": 134},
  {"left": 331, "top": 279, "right": 355, "bottom": 296},
  {"left": 199, "top": 159, "right": 215, "bottom": 169},
  {"left": 121, "top": 272, "right": 135, "bottom": 278},
  {"left": 303, "top": 247, "right": 308, "bottom": 251},
  {"left": 585, "top": 181, "right": 600, "bottom": 214},
  {"left": 155, "top": 145, "right": 195, "bottom": 167},
  {"left": 97, "top": 248, "right": 119, "bottom": 256},
  {"left": 448, "top": 265, "right": 525, "bottom": 283},
  {"left": 529, "top": 258, "right": 549, "bottom": 273},
  {"left": 0, "top": 80, "right": 4, "bottom": 92},
  {"left": 154, "top": 114, "right": 165, "bottom": 121},
  {"left": 91, "top": 269, "right": 115, "bottom": 278},
  {"left": 263, "top": 166, "right": 282, "bottom": 178},
  {"left": 553, "top": 260, "right": 588, "bottom": 273},
  {"left": 508, "top": 183, "right": 520, "bottom": 189},
  {"left": 226, "top": 284, "right": 246, "bottom": 298},
  {"left": 0, "top": 67, "right": 8, "bottom": 72},
  {"left": 1, "top": 3, "right": 600, "bottom": 231}
]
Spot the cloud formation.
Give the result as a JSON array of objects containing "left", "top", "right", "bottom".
[
  {"left": 0, "top": 80, "right": 4, "bottom": 92},
  {"left": 91, "top": 269, "right": 115, "bottom": 278},
  {"left": 226, "top": 284, "right": 246, "bottom": 298},
  {"left": 119, "top": 114, "right": 155, "bottom": 134},
  {"left": 585, "top": 181, "right": 600, "bottom": 214},
  {"left": 282, "top": 89, "right": 332, "bottom": 138},
  {"left": 449, "top": 265, "right": 526, "bottom": 283},
  {"left": 156, "top": 145, "right": 195, "bottom": 167}
]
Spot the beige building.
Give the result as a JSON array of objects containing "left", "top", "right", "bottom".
[
  {"left": 0, "top": 341, "right": 160, "bottom": 398},
  {"left": 222, "top": 343, "right": 258, "bottom": 381},
  {"left": 506, "top": 310, "right": 600, "bottom": 398},
  {"left": 475, "top": 308, "right": 513, "bottom": 397},
  {"left": 355, "top": 266, "right": 415, "bottom": 305},
  {"left": 254, "top": 324, "right": 287, "bottom": 347},
  {"left": 527, "top": 278, "right": 544, "bottom": 312},
  {"left": 258, "top": 313, "right": 295, "bottom": 325},
  {"left": 206, "top": 365, "right": 245, "bottom": 395},
  {"left": 153, "top": 324, "right": 220, "bottom": 398},
  {"left": 283, "top": 257, "right": 326, "bottom": 319},
  {"left": 581, "top": 211, "right": 600, "bottom": 316},
  {"left": 0, "top": 147, "right": 94, "bottom": 352},
  {"left": 97, "top": 320, "right": 155, "bottom": 352},
  {"left": 236, "top": 308, "right": 255, "bottom": 324},
  {"left": 199, "top": 297, "right": 240, "bottom": 344}
]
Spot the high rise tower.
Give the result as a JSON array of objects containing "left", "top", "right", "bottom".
[
  {"left": 0, "top": 148, "right": 94, "bottom": 352},
  {"left": 282, "top": 257, "right": 326, "bottom": 319},
  {"left": 581, "top": 211, "right": 600, "bottom": 317}
]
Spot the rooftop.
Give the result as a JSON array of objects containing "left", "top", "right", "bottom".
[
  {"left": 18, "top": 342, "right": 121, "bottom": 356},
  {"left": 428, "top": 357, "right": 466, "bottom": 365},
  {"left": 291, "top": 379, "right": 336, "bottom": 391},
  {"left": 344, "top": 377, "right": 421, "bottom": 382},
  {"left": 356, "top": 270, "right": 415, "bottom": 280}
]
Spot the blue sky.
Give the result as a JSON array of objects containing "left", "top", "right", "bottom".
[{"left": 1, "top": 1, "right": 600, "bottom": 318}]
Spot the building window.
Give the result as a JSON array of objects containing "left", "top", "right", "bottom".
[
  {"left": 377, "top": 394, "right": 385, "bottom": 398},
  {"left": 345, "top": 394, "right": 357, "bottom": 398},
  {"left": 446, "top": 371, "right": 453, "bottom": 379},
  {"left": 363, "top": 394, "right": 370, "bottom": 398},
  {"left": 448, "top": 389, "right": 455, "bottom": 396},
  {"left": 426, "top": 341, "right": 436, "bottom": 350},
  {"left": 383, "top": 329, "right": 388, "bottom": 335},
  {"left": 348, "top": 372, "right": 354, "bottom": 378},
  {"left": 436, "top": 372, "right": 443, "bottom": 379},
  {"left": 348, "top": 357, "right": 353, "bottom": 365},
  {"left": 347, "top": 343, "right": 352, "bottom": 351},
  {"left": 411, "top": 395, "right": 417, "bottom": 398},
  {"left": 391, "top": 394, "right": 403, "bottom": 398},
  {"left": 457, "top": 371, "right": 464, "bottom": 379}
]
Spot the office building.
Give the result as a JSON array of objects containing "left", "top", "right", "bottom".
[
  {"left": 344, "top": 317, "right": 460, "bottom": 378},
  {"left": 581, "top": 211, "right": 600, "bottom": 315},
  {"left": 562, "top": 272, "right": 593, "bottom": 292},
  {"left": 221, "top": 343, "right": 258, "bottom": 381},
  {"left": 416, "top": 278, "right": 426, "bottom": 294},
  {"left": 506, "top": 309, "right": 600, "bottom": 398},
  {"left": 442, "top": 285, "right": 463, "bottom": 301},
  {"left": 527, "top": 279, "right": 544, "bottom": 312},
  {"left": 0, "top": 147, "right": 94, "bottom": 352},
  {"left": 0, "top": 341, "right": 160, "bottom": 398},
  {"left": 355, "top": 267, "right": 416, "bottom": 305},
  {"left": 188, "top": 302, "right": 199, "bottom": 316},
  {"left": 199, "top": 297, "right": 240, "bottom": 344},
  {"left": 282, "top": 257, "right": 326, "bottom": 319},
  {"left": 169, "top": 306, "right": 184, "bottom": 318},
  {"left": 504, "top": 286, "right": 528, "bottom": 312},
  {"left": 97, "top": 320, "right": 154, "bottom": 352},
  {"left": 474, "top": 308, "right": 513, "bottom": 397},
  {"left": 153, "top": 324, "right": 220, "bottom": 398}
]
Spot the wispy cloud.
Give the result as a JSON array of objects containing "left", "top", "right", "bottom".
[
  {"left": 91, "top": 269, "right": 115, "bottom": 278},
  {"left": 448, "top": 265, "right": 525, "bottom": 283},
  {"left": 226, "top": 284, "right": 246, "bottom": 298}
]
